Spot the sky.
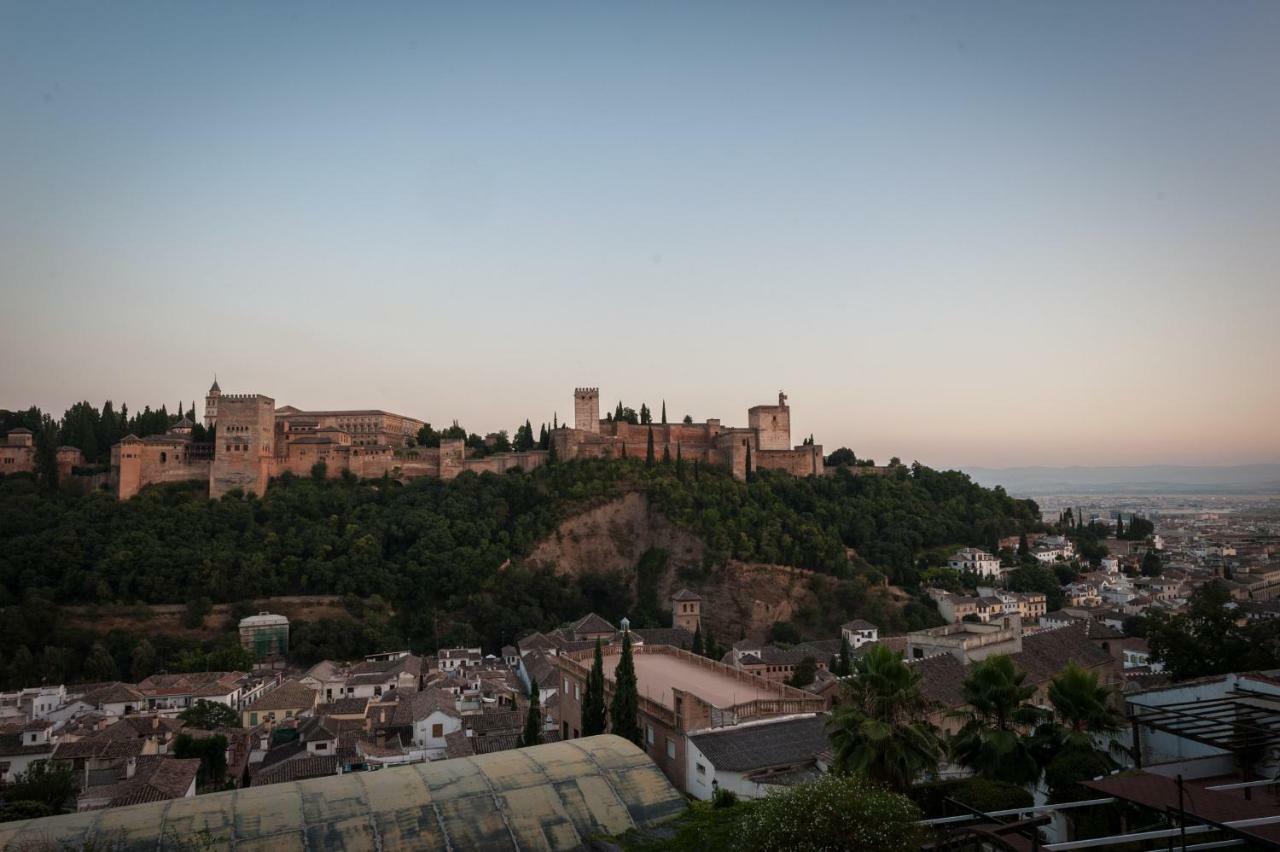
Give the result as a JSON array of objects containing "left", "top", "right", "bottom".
[{"left": 2, "top": 2, "right": 1277, "bottom": 469}]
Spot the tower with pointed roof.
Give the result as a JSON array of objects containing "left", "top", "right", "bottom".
[{"left": 204, "top": 376, "right": 221, "bottom": 430}]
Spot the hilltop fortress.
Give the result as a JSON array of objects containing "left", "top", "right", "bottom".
[{"left": 101, "top": 382, "right": 823, "bottom": 500}]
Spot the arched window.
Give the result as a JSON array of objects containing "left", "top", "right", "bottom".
[{"left": 160, "top": 452, "right": 167, "bottom": 463}]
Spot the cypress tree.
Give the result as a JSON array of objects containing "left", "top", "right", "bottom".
[
  {"left": 1116, "top": 515, "right": 1125, "bottom": 538},
  {"left": 1017, "top": 533, "right": 1029, "bottom": 556},
  {"left": 645, "top": 426, "right": 655, "bottom": 466},
  {"left": 744, "top": 443, "right": 752, "bottom": 481},
  {"left": 838, "top": 634, "right": 852, "bottom": 676},
  {"left": 519, "top": 674, "right": 544, "bottom": 747},
  {"left": 621, "top": 442, "right": 627, "bottom": 459},
  {"left": 35, "top": 420, "right": 59, "bottom": 488},
  {"left": 703, "top": 627, "right": 717, "bottom": 660},
  {"left": 582, "top": 639, "right": 607, "bottom": 736},
  {"left": 691, "top": 623, "right": 703, "bottom": 656},
  {"left": 609, "top": 632, "right": 643, "bottom": 746},
  {"left": 662, "top": 443, "right": 670, "bottom": 464},
  {"left": 661, "top": 400, "right": 667, "bottom": 425},
  {"left": 675, "top": 443, "right": 684, "bottom": 481},
  {"left": 615, "top": 401, "right": 624, "bottom": 421}
]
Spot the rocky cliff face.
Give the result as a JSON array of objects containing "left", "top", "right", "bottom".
[{"left": 526, "top": 492, "right": 816, "bottom": 641}]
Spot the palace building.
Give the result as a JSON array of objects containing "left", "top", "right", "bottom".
[{"left": 103, "top": 381, "right": 824, "bottom": 500}]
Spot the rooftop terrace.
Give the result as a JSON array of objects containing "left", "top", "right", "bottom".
[{"left": 598, "top": 645, "right": 804, "bottom": 710}]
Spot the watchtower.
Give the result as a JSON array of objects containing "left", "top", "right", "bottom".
[
  {"left": 747, "top": 389, "right": 791, "bottom": 451},
  {"left": 574, "top": 387, "right": 600, "bottom": 433},
  {"left": 209, "top": 393, "right": 275, "bottom": 498}
]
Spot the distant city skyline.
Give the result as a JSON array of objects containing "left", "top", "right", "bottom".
[{"left": 2, "top": 3, "right": 1277, "bottom": 469}]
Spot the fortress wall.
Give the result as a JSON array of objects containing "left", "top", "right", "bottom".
[
  {"left": 755, "top": 444, "right": 824, "bottom": 477},
  {"left": 460, "top": 450, "right": 548, "bottom": 476},
  {"left": 601, "top": 422, "right": 718, "bottom": 447}
]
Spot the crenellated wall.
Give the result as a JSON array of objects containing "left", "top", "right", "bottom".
[{"left": 108, "top": 384, "right": 822, "bottom": 499}]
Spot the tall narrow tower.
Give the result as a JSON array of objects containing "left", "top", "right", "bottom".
[
  {"left": 574, "top": 387, "right": 600, "bottom": 433},
  {"left": 204, "top": 377, "right": 221, "bottom": 429}
]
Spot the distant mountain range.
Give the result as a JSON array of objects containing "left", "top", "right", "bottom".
[{"left": 962, "top": 464, "right": 1280, "bottom": 495}]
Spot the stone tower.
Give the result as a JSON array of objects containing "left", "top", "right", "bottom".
[
  {"left": 209, "top": 393, "right": 275, "bottom": 498},
  {"left": 574, "top": 387, "right": 600, "bottom": 434},
  {"left": 671, "top": 588, "right": 702, "bottom": 634},
  {"left": 747, "top": 389, "right": 791, "bottom": 451},
  {"left": 204, "top": 377, "right": 221, "bottom": 430}
]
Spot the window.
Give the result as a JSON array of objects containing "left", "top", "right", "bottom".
[
  {"left": 696, "top": 763, "right": 706, "bottom": 776},
  {"left": 646, "top": 725, "right": 654, "bottom": 745},
  {"left": 575, "top": 684, "right": 580, "bottom": 700},
  {"left": 432, "top": 723, "right": 443, "bottom": 738},
  {"left": 315, "top": 742, "right": 328, "bottom": 751},
  {"left": 565, "top": 677, "right": 570, "bottom": 693},
  {"left": 666, "top": 738, "right": 676, "bottom": 759}
]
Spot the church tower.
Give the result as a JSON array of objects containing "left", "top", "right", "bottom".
[
  {"left": 671, "top": 588, "right": 702, "bottom": 633},
  {"left": 204, "top": 377, "right": 221, "bottom": 429}
]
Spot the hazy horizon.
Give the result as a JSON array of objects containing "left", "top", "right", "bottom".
[{"left": 3, "top": 3, "right": 1278, "bottom": 469}]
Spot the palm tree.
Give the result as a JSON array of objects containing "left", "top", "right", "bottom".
[
  {"left": 1047, "top": 662, "right": 1125, "bottom": 746},
  {"left": 949, "top": 655, "right": 1043, "bottom": 786},
  {"left": 827, "top": 644, "right": 944, "bottom": 791},
  {"left": 1037, "top": 663, "right": 1128, "bottom": 801}
]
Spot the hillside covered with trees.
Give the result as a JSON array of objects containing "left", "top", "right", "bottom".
[{"left": 0, "top": 455, "right": 1041, "bottom": 687}]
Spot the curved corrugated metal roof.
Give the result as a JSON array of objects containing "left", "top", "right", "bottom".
[{"left": 0, "top": 735, "right": 683, "bottom": 851}]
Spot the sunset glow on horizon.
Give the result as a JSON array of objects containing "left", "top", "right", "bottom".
[{"left": 2, "top": 3, "right": 1277, "bottom": 469}]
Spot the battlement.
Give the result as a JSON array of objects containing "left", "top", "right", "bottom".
[
  {"left": 220, "top": 393, "right": 273, "bottom": 403},
  {"left": 573, "top": 387, "right": 600, "bottom": 434}
]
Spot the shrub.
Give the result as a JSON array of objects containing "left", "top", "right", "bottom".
[
  {"left": 711, "top": 787, "right": 739, "bottom": 809},
  {"left": 734, "top": 774, "right": 924, "bottom": 852},
  {"left": 910, "top": 777, "right": 1033, "bottom": 818},
  {"left": 0, "top": 800, "right": 56, "bottom": 823}
]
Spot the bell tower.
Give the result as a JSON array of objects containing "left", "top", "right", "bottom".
[
  {"left": 205, "top": 376, "right": 221, "bottom": 429},
  {"left": 671, "top": 589, "right": 702, "bottom": 633}
]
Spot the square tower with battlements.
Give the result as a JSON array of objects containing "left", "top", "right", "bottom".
[
  {"left": 574, "top": 387, "right": 600, "bottom": 434},
  {"left": 209, "top": 394, "right": 276, "bottom": 498},
  {"left": 747, "top": 390, "right": 791, "bottom": 451}
]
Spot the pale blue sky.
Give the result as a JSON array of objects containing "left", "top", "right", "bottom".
[{"left": 2, "top": 2, "right": 1277, "bottom": 467}]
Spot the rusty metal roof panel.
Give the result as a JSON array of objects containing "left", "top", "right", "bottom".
[{"left": 0, "top": 735, "right": 683, "bottom": 851}]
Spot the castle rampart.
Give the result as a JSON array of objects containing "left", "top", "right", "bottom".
[{"left": 107, "top": 382, "right": 822, "bottom": 499}]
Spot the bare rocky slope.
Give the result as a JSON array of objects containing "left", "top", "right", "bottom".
[{"left": 526, "top": 491, "right": 818, "bottom": 641}]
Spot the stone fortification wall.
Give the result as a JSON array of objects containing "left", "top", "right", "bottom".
[
  {"left": 111, "top": 438, "right": 208, "bottom": 499},
  {"left": 755, "top": 444, "right": 824, "bottom": 477},
  {"left": 460, "top": 450, "right": 548, "bottom": 476}
]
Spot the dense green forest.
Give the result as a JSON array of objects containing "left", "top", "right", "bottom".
[{"left": 0, "top": 456, "right": 1040, "bottom": 688}]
